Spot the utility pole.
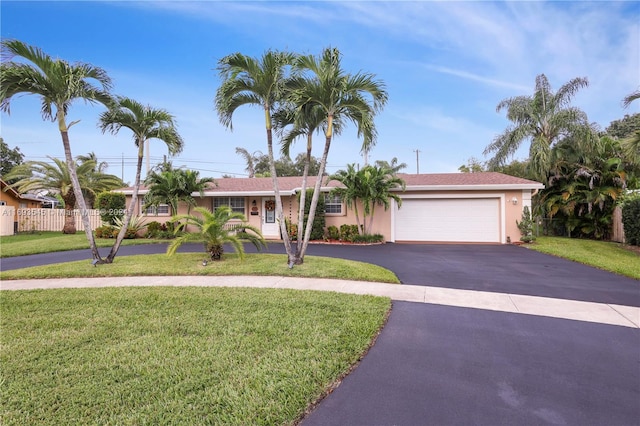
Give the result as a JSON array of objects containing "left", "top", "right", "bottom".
[{"left": 413, "top": 149, "right": 421, "bottom": 174}]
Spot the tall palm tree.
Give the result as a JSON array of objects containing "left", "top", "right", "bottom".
[
  {"left": 215, "top": 50, "right": 298, "bottom": 263},
  {"left": 0, "top": 39, "right": 113, "bottom": 260},
  {"left": 328, "top": 164, "right": 365, "bottom": 233},
  {"left": 484, "top": 74, "right": 591, "bottom": 182},
  {"left": 143, "top": 167, "right": 212, "bottom": 217},
  {"left": 287, "top": 47, "right": 388, "bottom": 263},
  {"left": 375, "top": 157, "right": 407, "bottom": 174},
  {"left": 5, "top": 157, "right": 122, "bottom": 233},
  {"left": 98, "top": 96, "right": 184, "bottom": 263},
  {"left": 177, "top": 169, "right": 215, "bottom": 214},
  {"left": 167, "top": 206, "right": 266, "bottom": 261}
]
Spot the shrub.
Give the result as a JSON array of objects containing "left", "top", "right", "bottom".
[
  {"left": 113, "top": 215, "right": 146, "bottom": 239},
  {"left": 95, "top": 225, "right": 116, "bottom": 239},
  {"left": 339, "top": 224, "right": 359, "bottom": 242},
  {"left": 298, "top": 189, "right": 325, "bottom": 240},
  {"left": 285, "top": 218, "right": 298, "bottom": 240},
  {"left": 326, "top": 225, "right": 340, "bottom": 240},
  {"left": 517, "top": 206, "right": 536, "bottom": 243},
  {"left": 95, "top": 192, "right": 126, "bottom": 225},
  {"left": 351, "top": 234, "right": 384, "bottom": 243},
  {"left": 145, "top": 221, "right": 176, "bottom": 239},
  {"left": 622, "top": 197, "right": 640, "bottom": 246}
]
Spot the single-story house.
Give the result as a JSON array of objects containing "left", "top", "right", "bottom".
[
  {"left": 117, "top": 172, "right": 544, "bottom": 244},
  {"left": 0, "top": 179, "right": 46, "bottom": 235}
]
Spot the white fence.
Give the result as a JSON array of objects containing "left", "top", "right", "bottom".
[
  {"left": 0, "top": 206, "right": 15, "bottom": 236},
  {"left": 8, "top": 208, "right": 103, "bottom": 233}
]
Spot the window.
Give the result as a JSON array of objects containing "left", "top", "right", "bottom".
[
  {"left": 324, "top": 194, "right": 342, "bottom": 214},
  {"left": 144, "top": 204, "right": 170, "bottom": 215},
  {"left": 213, "top": 197, "right": 245, "bottom": 214}
]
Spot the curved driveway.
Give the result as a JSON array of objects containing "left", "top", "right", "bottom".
[
  {"left": 2, "top": 242, "right": 639, "bottom": 425},
  {"left": 3, "top": 242, "right": 638, "bottom": 306}
]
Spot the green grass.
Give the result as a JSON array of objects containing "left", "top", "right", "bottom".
[
  {"left": 1, "top": 286, "right": 391, "bottom": 425},
  {"left": 526, "top": 236, "right": 640, "bottom": 279},
  {"left": 0, "top": 252, "right": 400, "bottom": 283},
  {"left": 0, "top": 231, "right": 167, "bottom": 258}
]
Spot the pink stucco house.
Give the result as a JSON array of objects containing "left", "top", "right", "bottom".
[{"left": 117, "top": 172, "right": 544, "bottom": 244}]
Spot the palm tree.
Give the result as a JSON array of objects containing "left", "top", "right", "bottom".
[
  {"left": 167, "top": 206, "right": 266, "bottom": 261},
  {"left": 0, "top": 39, "right": 113, "bottom": 260},
  {"left": 177, "top": 169, "right": 215, "bottom": 214},
  {"left": 375, "top": 157, "right": 407, "bottom": 174},
  {"left": 621, "top": 90, "right": 640, "bottom": 164},
  {"left": 286, "top": 47, "right": 388, "bottom": 263},
  {"left": 143, "top": 167, "right": 213, "bottom": 217},
  {"left": 5, "top": 157, "right": 122, "bottom": 233},
  {"left": 215, "top": 50, "right": 298, "bottom": 263},
  {"left": 484, "top": 74, "right": 591, "bottom": 182},
  {"left": 330, "top": 163, "right": 404, "bottom": 235},
  {"left": 98, "top": 96, "right": 184, "bottom": 263},
  {"left": 235, "top": 147, "right": 262, "bottom": 178}
]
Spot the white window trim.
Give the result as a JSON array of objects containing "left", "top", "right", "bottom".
[
  {"left": 324, "top": 193, "right": 344, "bottom": 216},
  {"left": 213, "top": 197, "right": 246, "bottom": 215},
  {"left": 142, "top": 204, "right": 170, "bottom": 216}
]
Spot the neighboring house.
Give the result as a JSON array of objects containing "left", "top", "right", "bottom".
[
  {"left": 0, "top": 179, "right": 45, "bottom": 234},
  {"left": 116, "top": 172, "right": 544, "bottom": 244}
]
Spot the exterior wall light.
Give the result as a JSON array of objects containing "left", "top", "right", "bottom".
[{"left": 511, "top": 197, "right": 518, "bottom": 205}]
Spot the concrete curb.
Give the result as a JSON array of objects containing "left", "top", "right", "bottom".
[{"left": 2, "top": 276, "right": 638, "bottom": 328}]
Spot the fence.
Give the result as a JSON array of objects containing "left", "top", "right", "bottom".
[
  {"left": 0, "top": 206, "right": 15, "bottom": 236},
  {"left": 611, "top": 206, "right": 625, "bottom": 243},
  {"left": 11, "top": 208, "right": 103, "bottom": 233}
]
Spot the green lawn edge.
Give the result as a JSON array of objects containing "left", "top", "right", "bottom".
[
  {"left": 0, "top": 252, "right": 401, "bottom": 283},
  {"left": 525, "top": 236, "right": 640, "bottom": 279}
]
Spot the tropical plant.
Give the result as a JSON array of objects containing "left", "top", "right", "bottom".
[
  {"left": 98, "top": 96, "right": 184, "bottom": 263},
  {"left": 483, "top": 74, "right": 591, "bottom": 182},
  {"left": 620, "top": 93, "right": 640, "bottom": 165},
  {"left": 538, "top": 136, "right": 627, "bottom": 239},
  {"left": 330, "top": 163, "right": 405, "bottom": 235},
  {"left": 167, "top": 206, "right": 266, "bottom": 260},
  {"left": 112, "top": 214, "right": 146, "bottom": 239},
  {"left": 284, "top": 47, "right": 388, "bottom": 263},
  {"left": 144, "top": 166, "right": 213, "bottom": 217},
  {"left": 215, "top": 50, "right": 297, "bottom": 264},
  {"left": 375, "top": 157, "right": 407, "bottom": 174},
  {"left": 5, "top": 156, "right": 122, "bottom": 233},
  {"left": 0, "top": 39, "right": 113, "bottom": 260}
]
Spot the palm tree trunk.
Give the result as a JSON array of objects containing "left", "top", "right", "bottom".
[
  {"left": 60, "top": 128, "right": 103, "bottom": 261},
  {"left": 62, "top": 191, "right": 76, "bottom": 234},
  {"left": 294, "top": 134, "right": 313, "bottom": 259},
  {"left": 297, "top": 132, "right": 332, "bottom": 263},
  {"left": 265, "top": 115, "right": 294, "bottom": 264},
  {"left": 106, "top": 142, "right": 144, "bottom": 263}
]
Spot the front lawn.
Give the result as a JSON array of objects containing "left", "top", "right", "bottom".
[
  {"left": 1, "top": 287, "right": 391, "bottom": 425},
  {"left": 527, "top": 236, "right": 640, "bottom": 279},
  {"left": 0, "top": 231, "right": 167, "bottom": 258},
  {"left": 0, "top": 253, "right": 400, "bottom": 283}
]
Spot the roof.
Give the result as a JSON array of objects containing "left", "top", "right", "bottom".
[
  {"left": 116, "top": 172, "right": 543, "bottom": 196},
  {"left": 0, "top": 179, "right": 46, "bottom": 203}
]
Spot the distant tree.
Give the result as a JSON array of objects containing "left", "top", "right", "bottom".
[
  {"left": 1, "top": 39, "right": 113, "bottom": 260},
  {"left": 623, "top": 90, "right": 640, "bottom": 109},
  {"left": 484, "top": 74, "right": 591, "bottom": 182},
  {"left": 235, "top": 147, "right": 262, "bottom": 178},
  {"left": 618, "top": 95, "right": 640, "bottom": 164},
  {"left": 0, "top": 137, "right": 24, "bottom": 179},
  {"left": 458, "top": 157, "right": 486, "bottom": 173},
  {"left": 375, "top": 157, "right": 407, "bottom": 174}
]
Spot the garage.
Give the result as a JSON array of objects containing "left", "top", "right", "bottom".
[{"left": 394, "top": 197, "right": 501, "bottom": 243}]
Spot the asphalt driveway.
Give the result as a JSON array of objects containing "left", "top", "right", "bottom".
[
  {"left": 2, "top": 242, "right": 638, "bottom": 306},
  {"left": 302, "top": 302, "right": 640, "bottom": 425}
]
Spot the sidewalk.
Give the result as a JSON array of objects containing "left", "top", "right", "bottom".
[{"left": 2, "top": 276, "right": 638, "bottom": 328}]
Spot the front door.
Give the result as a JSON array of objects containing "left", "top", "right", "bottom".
[{"left": 262, "top": 198, "right": 280, "bottom": 238}]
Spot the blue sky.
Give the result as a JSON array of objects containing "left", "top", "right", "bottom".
[{"left": 1, "top": 1, "right": 638, "bottom": 183}]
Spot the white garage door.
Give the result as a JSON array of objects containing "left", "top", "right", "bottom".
[{"left": 395, "top": 198, "right": 500, "bottom": 243}]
